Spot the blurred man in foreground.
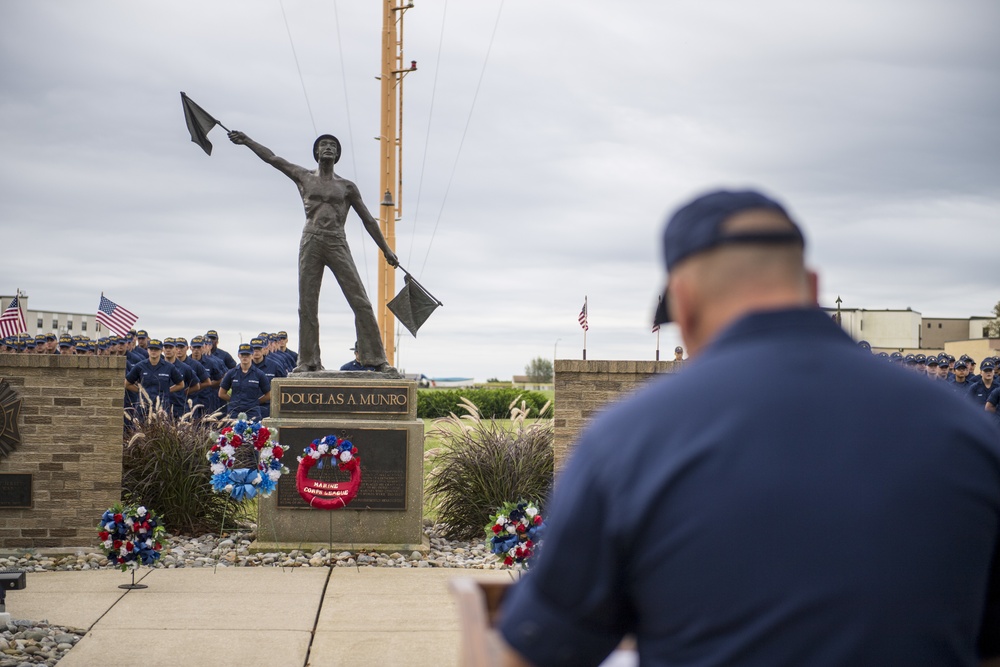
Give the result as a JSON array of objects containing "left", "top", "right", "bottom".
[{"left": 499, "top": 189, "right": 1000, "bottom": 667}]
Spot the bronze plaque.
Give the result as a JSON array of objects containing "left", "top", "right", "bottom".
[
  {"left": 277, "top": 385, "right": 409, "bottom": 415},
  {"left": 276, "top": 427, "right": 407, "bottom": 510},
  {"left": 0, "top": 474, "right": 31, "bottom": 509},
  {"left": 0, "top": 379, "right": 23, "bottom": 460}
]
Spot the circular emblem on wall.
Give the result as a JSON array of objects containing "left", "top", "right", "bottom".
[{"left": 0, "top": 379, "right": 23, "bottom": 460}]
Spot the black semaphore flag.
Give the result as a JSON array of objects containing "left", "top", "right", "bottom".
[
  {"left": 388, "top": 269, "right": 443, "bottom": 337},
  {"left": 181, "top": 92, "right": 227, "bottom": 155}
]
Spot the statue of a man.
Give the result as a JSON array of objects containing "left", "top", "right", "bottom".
[{"left": 228, "top": 130, "right": 398, "bottom": 373}]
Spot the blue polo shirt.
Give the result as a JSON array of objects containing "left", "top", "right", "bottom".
[
  {"left": 213, "top": 346, "right": 237, "bottom": 370},
  {"left": 500, "top": 308, "right": 1000, "bottom": 666},
  {"left": 253, "top": 356, "right": 286, "bottom": 418},
  {"left": 220, "top": 365, "right": 270, "bottom": 420},
  {"left": 191, "top": 353, "right": 224, "bottom": 413},
  {"left": 125, "top": 358, "right": 183, "bottom": 401},
  {"left": 968, "top": 379, "right": 999, "bottom": 406}
]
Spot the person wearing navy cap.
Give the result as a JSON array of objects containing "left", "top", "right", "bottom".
[
  {"left": 339, "top": 342, "right": 377, "bottom": 372},
  {"left": 125, "top": 339, "right": 184, "bottom": 422},
  {"left": 498, "top": 188, "right": 1000, "bottom": 667},
  {"left": 969, "top": 360, "right": 997, "bottom": 411},
  {"left": 133, "top": 330, "right": 150, "bottom": 359},
  {"left": 219, "top": 343, "right": 271, "bottom": 421},
  {"left": 175, "top": 337, "right": 209, "bottom": 417},
  {"left": 276, "top": 331, "right": 298, "bottom": 371},
  {"left": 204, "top": 330, "right": 237, "bottom": 370},
  {"left": 250, "top": 337, "right": 286, "bottom": 418},
  {"left": 190, "top": 336, "right": 223, "bottom": 415},
  {"left": 948, "top": 358, "right": 973, "bottom": 395}
]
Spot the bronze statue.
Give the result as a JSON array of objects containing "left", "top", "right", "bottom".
[{"left": 228, "top": 130, "right": 398, "bottom": 373}]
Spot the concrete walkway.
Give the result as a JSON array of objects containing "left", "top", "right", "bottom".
[{"left": 13, "top": 567, "right": 514, "bottom": 666}]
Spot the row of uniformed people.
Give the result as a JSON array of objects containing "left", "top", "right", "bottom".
[
  {"left": 862, "top": 342, "right": 1000, "bottom": 423},
  {"left": 1, "top": 332, "right": 136, "bottom": 354},
  {"left": 124, "top": 331, "right": 298, "bottom": 423}
]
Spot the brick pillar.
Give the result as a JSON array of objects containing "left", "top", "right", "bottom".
[
  {"left": 553, "top": 359, "right": 681, "bottom": 473},
  {"left": 0, "top": 355, "right": 125, "bottom": 549}
]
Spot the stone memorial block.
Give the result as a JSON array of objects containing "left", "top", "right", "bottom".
[{"left": 255, "top": 375, "right": 426, "bottom": 552}]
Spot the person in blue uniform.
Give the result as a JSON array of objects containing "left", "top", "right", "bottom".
[
  {"left": 498, "top": 189, "right": 1000, "bottom": 667},
  {"left": 132, "top": 330, "right": 150, "bottom": 359},
  {"left": 276, "top": 331, "right": 298, "bottom": 371},
  {"left": 175, "top": 337, "right": 210, "bottom": 417},
  {"left": 339, "top": 343, "right": 377, "bottom": 371},
  {"left": 219, "top": 343, "right": 271, "bottom": 422},
  {"left": 189, "top": 336, "right": 224, "bottom": 416},
  {"left": 250, "top": 337, "right": 286, "bottom": 418},
  {"left": 969, "top": 359, "right": 997, "bottom": 407},
  {"left": 205, "top": 330, "right": 237, "bottom": 370},
  {"left": 125, "top": 339, "right": 184, "bottom": 421},
  {"left": 161, "top": 338, "right": 200, "bottom": 418}
]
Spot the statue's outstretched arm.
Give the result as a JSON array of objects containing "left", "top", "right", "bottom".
[
  {"left": 349, "top": 182, "right": 398, "bottom": 267},
  {"left": 228, "top": 130, "right": 301, "bottom": 181}
]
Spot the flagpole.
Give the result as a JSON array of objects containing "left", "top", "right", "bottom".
[
  {"left": 656, "top": 328, "right": 660, "bottom": 361},
  {"left": 582, "top": 296, "right": 587, "bottom": 360}
]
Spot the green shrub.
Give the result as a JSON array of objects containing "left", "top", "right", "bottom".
[
  {"left": 122, "top": 396, "right": 252, "bottom": 535},
  {"left": 425, "top": 397, "right": 553, "bottom": 539},
  {"left": 418, "top": 387, "right": 551, "bottom": 419}
]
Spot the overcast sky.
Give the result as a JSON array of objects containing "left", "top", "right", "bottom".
[{"left": 1, "top": 1, "right": 997, "bottom": 380}]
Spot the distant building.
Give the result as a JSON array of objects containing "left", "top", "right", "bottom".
[
  {"left": 824, "top": 306, "right": 995, "bottom": 351},
  {"left": 0, "top": 294, "right": 102, "bottom": 337}
]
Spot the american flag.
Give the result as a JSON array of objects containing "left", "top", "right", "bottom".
[
  {"left": 0, "top": 295, "right": 27, "bottom": 337},
  {"left": 578, "top": 297, "right": 589, "bottom": 331},
  {"left": 96, "top": 295, "right": 138, "bottom": 336}
]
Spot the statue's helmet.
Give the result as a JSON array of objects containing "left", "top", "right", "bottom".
[{"left": 313, "top": 134, "right": 342, "bottom": 163}]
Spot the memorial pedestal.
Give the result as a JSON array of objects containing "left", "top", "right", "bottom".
[{"left": 252, "top": 375, "right": 428, "bottom": 553}]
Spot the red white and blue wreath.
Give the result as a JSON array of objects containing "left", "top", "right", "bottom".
[
  {"left": 97, "top": 502, "right": 166, "bottom": 571},
  {"left": 207, "top": 414, "right": 289, "bottom": 500},
  {"left": 296, "top": 435, "right": 361, "bottom": 509},
  {"left": 485, "top": 501, "right": 546, "bottom": 568}
]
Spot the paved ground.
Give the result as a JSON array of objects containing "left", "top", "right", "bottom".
[{"left": 12, "top": 566, "right": 514, "bottom": 666}]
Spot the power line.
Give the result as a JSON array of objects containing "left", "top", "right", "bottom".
[
  {"left": 419, "top": 0, "right": 506, "bottom": 279},
  {"left": 406, "top": 0, "right": 449, "bottom": 271},
  {"left": 279, "top": 0, "right": 317, "bottom": 136}
]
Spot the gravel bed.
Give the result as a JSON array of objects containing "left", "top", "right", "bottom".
[{"left": 0, "top": 523, "right": 502, "bottom": 665}]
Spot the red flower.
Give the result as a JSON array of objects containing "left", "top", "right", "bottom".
[
  {"left": 492, "top": 524, "right": 502, "bottom": 534},
  {"left": 504, "top": 556, "right": 514, "bottom": 566},
  {"left": 533, "top": 515, "right": 543, "bottom": 525},
  {"left": 98, "top": 530, "right": 110, "bottom": 540},
  {"left": 114, "top": 513, "right": 124, "bottom": 523},
  {"left": 272, "top": 445, "right": 283, "bottom": 458},
  {"left": 231, "top": 435, "right": 242, "bottom": 446},
  {"left": 516, "top": 523, "right": 527, "bottom": 533},
  {"left": 125, "top": 541, "right": 134, "bottom": 552},
  {"left": 211, "top": 444, "right": 219, "bottom": 452},
  {"left": 154, "top": 542, "right": 162, "bottom": 551},
  {"left": 221, "top": 427, "right": 232, "bottom": 435},
  {"left": 351, "top": 447, "right": 358, "bottom": 456},
  {"left": 258, "top": 427, "right": 270, "bottom": 441},
  {"left": 113, "top": 540, "right": 123, "bottom": 549}
]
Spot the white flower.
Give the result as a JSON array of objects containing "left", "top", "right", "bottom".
[
  {"left": 221, "top": 445, "right": 236, "bottom": 457},
  {"left": 259, "top": 447, "right": 273, "bottom": 460},
  {"left": 211, "top": 463, "right": 226, "bottom": 475},
  {"left": 495, "top": 517, "right": 506, "bottom": 526},
  {"left": 268, "top": 470, "right": 282, "bottom": 482},
  {"left": 317, "top": 443, "right": 329, "bottom": 454},
  {"left": 296, "top": 456, "right": 304, "bottom": 463},
  {"left": 145, "top": 539, "right": 153, "bottom": 548},
  {"left": 525, "top": 506, "right": 538, "bottom": 518},
  {"left": 136, "top": 506, "right": 147, "bottom": 517},
  {"left": 506, "top": 524, "right": 517, "bottom": 534},
  {"left": 124, "top": 517, "right": 134, "bottom": 527},
  {"left": 310, "top": 450, "right": 322, "bottom": 459},
  {"left": 339, "top": 450, "right": 353, "bottom": 463},
  {"left": 224, "top": 484, "right": 234, "bottom": 492},
  {"left": 102, "top": 540, "right": 112, "bottom": 549}
]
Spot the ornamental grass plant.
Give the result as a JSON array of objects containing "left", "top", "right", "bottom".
[
  {"left": 122, "top": 393, "right": 252, "bottom": 534},
  {"left": 425, "top": 397, "right": 554, "bottom": 539}
]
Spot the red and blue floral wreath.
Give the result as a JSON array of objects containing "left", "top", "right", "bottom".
[
  {"left": 207, "top": 415, "right": 289, "bottom": 500},
  {"left": 296, "top": 435, "right": 361, "bottom": 510}
]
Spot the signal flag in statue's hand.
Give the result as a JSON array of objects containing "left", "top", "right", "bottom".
[{"left": 180, "top": 92, "right": 229, "bottom": 156}]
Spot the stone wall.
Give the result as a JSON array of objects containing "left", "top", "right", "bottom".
[
  {"left": 553, "top": 359, "right": 681, "bottom": 472},
  {"left": 0, "top": 355, "right": 125, "bottom": 549}
]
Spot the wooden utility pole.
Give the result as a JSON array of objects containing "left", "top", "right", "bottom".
[{"left": 378, "top": 0, "right": 416, "bottom": 367}]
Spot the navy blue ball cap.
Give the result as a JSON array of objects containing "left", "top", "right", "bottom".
[
  {"left": 250, "top": 338, "right": 265, "bottom": 349},
  {"left": 926, "top": 357, "right": 939, "bottom": 367},
  {"left": 858, "top": 340, "right": 871, "bottom": 350},
  {"left": 954, "top": 359, "right": 968, "bottom": 369},
  {"left": 981, "top": 360, "right": 995, "bottom": 371},
  {"left": 653, "top": 189, "right": 805, "bottom": 327},
  {"left": 662, "top": 189, "right": 804, "bottom": 273},
  {"left": 148, "top": 339, "right": 163, "bottom": 350},
  {"left": 238, "top": 343, "right": 252, "bottom": 355}
]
